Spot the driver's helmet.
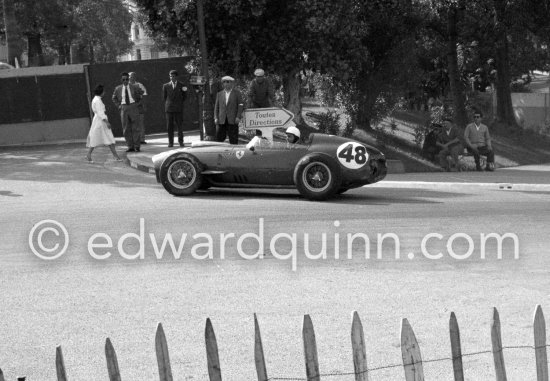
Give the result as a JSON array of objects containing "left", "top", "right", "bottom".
[{"left": 285, "top": 125, "right": 301, "bottom": 143}]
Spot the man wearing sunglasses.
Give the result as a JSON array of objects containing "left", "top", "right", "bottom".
[
  {"left": 464, "top": 111, "right": 495, "bottom": 171},
  {"left": 112, "top": 72, "right": 144, "bottom": 152}
]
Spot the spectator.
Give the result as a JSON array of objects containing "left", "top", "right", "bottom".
[
  {"left": 464, "top": 111, "right": 495, "bottom": 171},
  {"left": 437, "top": 118, "right": 462, "bottom": 171},
  {"left": 112, "top": 72, "right": 143, "bottom": 152},
  {"left": 129, "top": 72, "right": 148, "bottom": 144},
  {"left": 214, "top": 76, "right": 244, "bottom": 144},
  {"left": 248, "top": 68, "right": 275, "bottom": 108},
  {"left": 421, "top": 123, "right": 442, "bottom": 162},
  {"left": 163, "top": 69, "right": 188, "bottom": 147},
  {"left": 86, "top": 84, "right": 121, "bottom": 163},
  {"left": 246, "top": 129, "right": 268, "bottom": 151}
]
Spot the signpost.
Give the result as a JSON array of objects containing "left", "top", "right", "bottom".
[
  {"left": 243, "top": 107, "right": 295, "bottom": 140},
  {"left": 190, "top": 76, "right": 207, "bottom": 140}
]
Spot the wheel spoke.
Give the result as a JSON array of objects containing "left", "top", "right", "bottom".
[
  {"left": 168, "top": 160, "right": 196, "bottom": 189},
  {"left": 303, "top": 162, "right": 331, "bottom": 192}
]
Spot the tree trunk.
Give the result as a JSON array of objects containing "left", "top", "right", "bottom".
[
  {"left": 2, "top": 0, "right": 24, "bottom": 66},
  {"left": 282, "top": 70, "right": 302, "bottom": 124},
  {"left": 57, "top": 44, "right": 68, "bottom": 65},
  {"left": 88, "top": 43, "right": 95, "bottom": 64},
  {"left": 493, "top": 0, "right": 517, "bottom": 126},
  {"left": 27, "top": 33, "right": 44, "bottom": 66},
  {"left": 356, "top": 74, "right": 384, "bottom": 131},
  {"left": 447, "top": 6, "right": 468, "bottom": 129},
  {"left": 197, "top": 0, "right": 215, "bottom": 139}
]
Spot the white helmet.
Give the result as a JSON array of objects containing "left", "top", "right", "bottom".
[{"left": 285, "top": 125, "right": 301, "bottom": 139}]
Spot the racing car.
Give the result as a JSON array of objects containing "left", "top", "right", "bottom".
[{"left": 152, "top": 127, "right": 387, "bottom": 201}]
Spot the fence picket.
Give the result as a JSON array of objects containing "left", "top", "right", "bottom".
[
  {"left": 303, "top": 314, "right": 320, "bottom": 381},
  {"left": 105, "top": 338, "right": 122, "bottom": 381},
  {"left": 205, "top": 318, "right": 222, "bottom": 381},
  {"left": 491, "top": 307, "right": 507, "bottom": 381},
  {"left": 350, "top": 311, "right": 368, "bottom": 381},
  {"left": 449, "top": 312, "right": 464, "bottom": 381},
  {"left": 254, "top": 314, "right": 268, "bottom": 381},
  {"left": 56, "top": 346, "right": 68, "bottom": 381},
  {"left": 534, "top": 305, "right": 549, "bottom": 381},
  {"left": 155, "top": 323, "right": 173, "bottom": 381},
  {"left": 400, "top": 318, "right": 424, "bottom": 381},
  {"left": 0, "top": 368, "right": 4, "bottom": 381}
]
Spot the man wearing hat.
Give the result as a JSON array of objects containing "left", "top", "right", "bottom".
[
  {"left": 214, "top": 75, "right": 244, "bottom": 144},
  {"left": 248, "top": 68, "right": 275, "bottom": 108},
  {"left": 163, "top": 69, "right": 188, "bottom": 147}
]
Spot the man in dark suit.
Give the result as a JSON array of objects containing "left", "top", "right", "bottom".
[
  {"left": 163, "top": 70, "right": 188, "bottom": 147},
  {"left": 214, "top": 76, "right": 244, "bottom": 144},
  {"left": 112, "top": 72, "right": 144, "bottom": 152}
]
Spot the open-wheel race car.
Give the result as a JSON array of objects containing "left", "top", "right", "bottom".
[{"left": 152, "top": 126, "right": 387, "bottom": 201}]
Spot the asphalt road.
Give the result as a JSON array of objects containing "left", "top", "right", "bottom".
[{"left": 1, "top": 144, "right": 549, "bottom": 380}]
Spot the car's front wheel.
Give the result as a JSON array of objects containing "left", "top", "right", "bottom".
[
  {"left": 295, "top": 154, "right": 341, "bottom": 201},
  {"left": 160, "top": 156, "right": 202, "bottom": 196}
]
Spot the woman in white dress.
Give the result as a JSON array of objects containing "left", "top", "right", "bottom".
[{"left": 86, "top": 84, "right": 122, "bottom": 163}]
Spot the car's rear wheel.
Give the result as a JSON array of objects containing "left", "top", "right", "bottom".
[
  {"left": 295, "top": 155, "right": 341, "bottom": 201},
  {"left": 160, "top": 156, "right": 202, "bottom": 196}
]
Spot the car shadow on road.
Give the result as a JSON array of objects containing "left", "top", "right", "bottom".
[{"left": 190, "top": 187, "right": 468, "bottom": 205}]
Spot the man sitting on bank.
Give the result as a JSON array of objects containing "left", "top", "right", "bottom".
[
  {"left": 437, "top": 118, "right": 462, "bottom": 171},
  {"left": 464, "top": 111, "right": 495, "bottom": 171}
]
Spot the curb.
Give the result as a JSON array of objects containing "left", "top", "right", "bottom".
[{"left": 128, "top": 155, "right": 156, "bottom": 175}]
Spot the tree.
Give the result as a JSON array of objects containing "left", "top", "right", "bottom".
[
  {"left": 135, "top": 0, "right": 424, "bottom": 131},
  {"left": 422, "top": 0, "right": 469, "bottom": 129},
  {"left": 2, "top": 0, "right": 24, "bottom": 66},
  {"left": 70, "top": 0, "right": 133, "bottom": 63},
  {"left": 4, "top": 0, "right": 132, "bottom": 66},
  {"left": 303, "top": 0, "right": 424, "bottom": 129}
]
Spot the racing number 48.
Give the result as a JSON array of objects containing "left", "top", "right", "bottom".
[{"left": 338, "top": 143, "right": 367, "bottom": 164}]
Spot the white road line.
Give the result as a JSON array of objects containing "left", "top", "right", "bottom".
[{"left": 369, "top": 181, "right": 550, "bottom": 191}]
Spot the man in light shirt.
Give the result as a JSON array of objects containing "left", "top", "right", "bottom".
[
  {"left": 129, "top": 72, "right": 148, "bottom": 144},
  {"left": 112, "top": 72, "right": 143, "bottom": 152},
  {"left": 214, "top": 76, "right": 244, "bottom": 144},
  {"left": 464, "top": 111, "right": 495, "bottom": 171}
]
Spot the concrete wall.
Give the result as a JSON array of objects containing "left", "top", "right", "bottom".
[
  {"left": 0, "top": 64, "right": 86, "bottom": 78},
  {"left": 493, "top": 92, "right": 550, "bottom": 131},
  {"left": 0, "top": 118, "right": 90, "bottom": 146},
  {"left": 511, "top": 93, "right": 549, "bottom": 130}
]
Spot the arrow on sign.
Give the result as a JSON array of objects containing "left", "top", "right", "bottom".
[{"left": 243, "top": 107, "right": 294, "bottom": 129}]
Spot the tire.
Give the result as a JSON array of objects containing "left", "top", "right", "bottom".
[
  {"left": 159, "top": 155, "right": 202, "bottom": 196},
  {"left": 294, "top": 154, "right": 341, "bottom": 201}
]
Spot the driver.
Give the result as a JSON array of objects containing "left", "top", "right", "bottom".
[{"left": 286, "top": 125, "right": 301, "bottom": 146}]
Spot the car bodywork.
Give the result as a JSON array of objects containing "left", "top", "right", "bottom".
[{"left": 152, "top": 132, "right": 387, "bottom": 200}]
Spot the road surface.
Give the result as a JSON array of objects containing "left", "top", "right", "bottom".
[{"left": 1, "top": 144, "right": 549, "bottom": 380}]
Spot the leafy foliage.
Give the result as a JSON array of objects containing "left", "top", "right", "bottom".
[{"left": 2, "top": 0, "right": 132, "bottom": 64}]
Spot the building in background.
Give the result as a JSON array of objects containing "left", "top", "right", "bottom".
[
  {"left": 118, "top": 2, "right": 187, "bottom": 62},
  {"left": 118, "top": 20, "right": 175, "bottom": 62}
]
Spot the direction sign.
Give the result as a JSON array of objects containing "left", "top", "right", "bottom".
[{"left": 243, "top": 107, "right": 294, "bottom": 130}]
